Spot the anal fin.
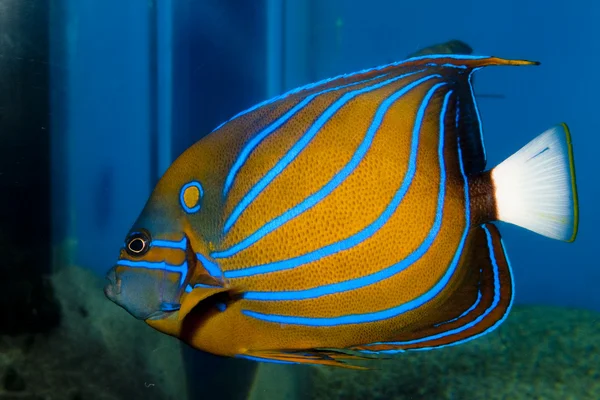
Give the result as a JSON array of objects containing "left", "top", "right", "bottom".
[
  {"left": 354, "top": 223, "right": 513, "bottom": 354},
  {"left": 238, "top": 349, "right": 370, "bottom": 369}
]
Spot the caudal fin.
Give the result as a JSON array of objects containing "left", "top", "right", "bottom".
[{"left": 491, "top": 123, "right": 579, "bottom": 242}]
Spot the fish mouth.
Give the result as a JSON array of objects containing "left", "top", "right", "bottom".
[
  {"left": 103, "top": 267, "right": 121, "bottom": 301},
  {"left": 145, "top": 310, "right": 172, "bottom": 320}
]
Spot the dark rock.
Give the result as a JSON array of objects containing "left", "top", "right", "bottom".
[
  {"left": 22, "top": 334, "right": 35, "bottom": 353},
  {"left": 0, "top": 0, "right": 54, "bottom": 338},
  {"left": 78, "top": 306, "right": 88, "bottom": 318},
  {"left": 0, "top": 275, "right": 61, "bottom": 335},
  {"left": 0, "top": 395, "right": 44, "bottom": 400},
  {"left": 3, "top": 366, "right": 26, "bottom": 392}
]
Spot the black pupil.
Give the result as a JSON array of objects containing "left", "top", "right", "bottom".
[
  {"left": 129, "top": 238, "right": 145, "bottom": 253},
  {"left": 126, "top": 233, "right": 149, "bottom": 256}
]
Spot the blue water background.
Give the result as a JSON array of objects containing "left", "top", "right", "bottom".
[{"left": 58, "top": 0, "right": 598, "bottom": 311}]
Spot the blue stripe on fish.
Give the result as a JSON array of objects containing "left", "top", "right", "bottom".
[
  {"left": 160, "top": 302, "right": 181, "bottom": 312},
  {"left": 117, "top": 259, "right": 188, "bottom": 287},
  {"left": 219, "top": 74, "right": 438, "bottom": 258},
  {"left": 360, "top": 224, "right": 514, "bottom": 354},
  {"left": 434, "top": 285, "right": 482, "bottom": 327},
  {"left": 235, "top": 354, "right": 299, "bottom": 365},
  {"left": 151, "top": 237, "right": 187, "bottom": 250},
  {"left": 409, "top": 55, "right": 488, "bottom": 61},
  {"left": 240, "top": 135, "right": 471, "bottom": 326},
  {"left": 220, "top": 72, "right": 431, "bottom": 236},
  {"left": 195, "top": 252, "right": 222, "bottom": 277},
  {"left": 455, "top": 98, "right": 460, "bottom": 128},
  {"left": 242, "top": 88, "right": 452, "bottom": 301},
  {"left": 221, "top": 79, "right": 444, "bottom": 279},
  {"left": 222, "top": 73, "right": 393, "bottom": 198},
  {"left": 427, "top": 63, "right": 467, "bottom": 70},
  {"left": 128, "top": 235, "right": 222, "bottom": 281}
]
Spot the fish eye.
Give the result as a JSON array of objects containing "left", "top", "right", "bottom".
[{"left": 125, "top": 230, "right": 151, "bottom": 256}]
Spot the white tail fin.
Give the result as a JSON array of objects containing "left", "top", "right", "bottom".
[{"left": 491, "top": 123, "right": 579, "bottom": 242}]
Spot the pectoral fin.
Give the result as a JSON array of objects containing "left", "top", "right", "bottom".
[{"left": 179, "top": 286, "right": 232, "bottom": 321}]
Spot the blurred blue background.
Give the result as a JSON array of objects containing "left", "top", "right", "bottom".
[{"left": 51, "top": 0, "right": 598, "bottom": 311}]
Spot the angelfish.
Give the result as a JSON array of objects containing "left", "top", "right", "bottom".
[{"left": 104, "top": 54, "right": 578, "bottom": 368}]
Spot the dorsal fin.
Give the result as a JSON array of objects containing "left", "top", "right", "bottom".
[
  {"left": 421, "top": 56, "right": 537, "bottom": 173},
  {"left": 215, "top": 55, "right": 537, "bottom": 134},
  {"left": 455, "top": 80, "right": 487, "bottom": 173},
  {"left": 366, "top": 56, "right": 538, "bottom": 174},
  {"left": 403, "top": 55, "right": 538, "bottom": 173},
  {"left": 216, "top": 55, "right": 538, "bottom": 180}
]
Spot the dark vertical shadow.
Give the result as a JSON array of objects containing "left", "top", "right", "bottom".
[
  {"left": 0, "top": 0, "right": 60, "bottom": 334},
  {"left": 171, "top": 0, "right": 268, "bottom": 155},
  {"left": 182, "top": 346, "right": 258, "bottom": 400},
  {"left": 148, "top": 3, "right": 159, "bottom": 188},
  {"left": 180, "top": 293, "right": 260, "bottom": 399},
  {"left": 169, "top": 1, "right": 268, "bottom": 398}
]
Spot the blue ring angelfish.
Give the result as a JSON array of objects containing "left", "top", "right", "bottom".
[{"left": 180, "top": 181, "right": 204, "bottom": 213}]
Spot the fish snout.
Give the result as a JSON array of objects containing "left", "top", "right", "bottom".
[
  {"left": 104, "top": 266, "right": 121, "bottom": 301},
  {"left": 102, "top": 264, "right": 168, "bottom": 320}
]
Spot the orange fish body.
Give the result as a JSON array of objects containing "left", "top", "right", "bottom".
[{"left": 104, "top": 55, "right": 579, "bottom": 367}]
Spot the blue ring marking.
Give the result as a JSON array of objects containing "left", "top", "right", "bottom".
[
  {"left": 240, "top": 135, "right": 471, "bottom": 326},
  {"left": 235, "top": 354, "right": 299, "bottom": 365},
  {"left": 220, "top": 70, "right": 428, "bottom": 236},
  {"left": 215, "top": 302, "right": 227, "bottom": 312},
  {"left": 218, "top": 74, "right": 438, "bottom": 259},
  {"left": 211, "top": 55, "right": 489, "bottom": 134},
  {"left": 195, "top": 252, "right": 222, "bottom": 278},
  {"left": 180, "top": 181, "right": 204, "bottom": 214},
  {"left": 220, "top": 80, "right": 446, "bottom": 279},
  {"left": 222, "top": 73, "right": 391, "bottom": 198},
  {"left": 360, "top": 224, "right": 514, "bottom": 354},
  {"left": 117, "top": 259, "right": 188, "bottom": 287},
  {"left": 151, "top": 237, "right": 187, "bottom": 250},
  {"left": 242, "top": 88, "right": 453, "bottom": 301}
]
